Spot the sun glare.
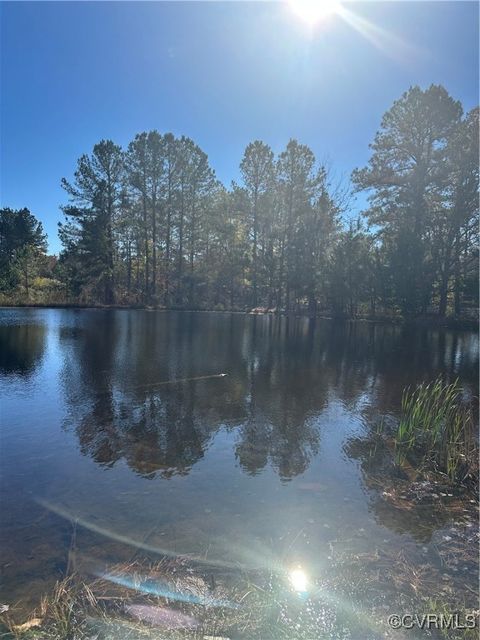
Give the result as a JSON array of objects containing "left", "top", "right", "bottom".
[
  {"left": 289, "top": 568, "right": 308, "bottom": 592},
  {"left": 288, "top": 0, "right": 340, "bottom": 25}
]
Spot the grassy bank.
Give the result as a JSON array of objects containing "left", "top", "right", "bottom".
[{"left": 1, "top": 550, "right": 478, "bottom": 640}]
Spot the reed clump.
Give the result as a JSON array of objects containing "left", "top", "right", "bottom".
[{"left": 394, "top": 377, "right": 478, "bottom": 484}]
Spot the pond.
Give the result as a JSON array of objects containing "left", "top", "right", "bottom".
[{"left": 0, "top": 308, "right": 478, "bottom": 638}]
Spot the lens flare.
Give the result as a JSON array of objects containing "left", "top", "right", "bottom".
[{"left": 290, "top": 567, "right": 308, "bottom": 592}]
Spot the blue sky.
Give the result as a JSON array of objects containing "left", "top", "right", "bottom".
[{"left": 1, "top": 1, "right": 478, "bottom": 254}]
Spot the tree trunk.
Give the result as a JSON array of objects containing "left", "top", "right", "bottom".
[
  {"left": 151, "top": 197, "right": 157, "bottom": 300},
  {"left": 189, "top": 197, "right": 196, "bottom": 307},
  {"left": 438, "top": 234, "right": 454, "bottom": 317},
  {"left": 143, "top": 195, "right": 149, "bottom": 302},
  {"left": 106, "top": 222, "right": 115, "bottom": 304},
  {"left": 454, "top": 235, "right": 462, "bottom": 316},
  {"left": 127, "top": 240, "right": 132, "bottom": 294},
  {"left": 277, "top": 235, "right": 285, "bottom": 311},
  {"left": 252, "top": 186, "right": 258, "bottom": 308},
  {"left": 164, "top": 171, "right": 172, "bottom": 307},
  {"left": 24, "top": 260, "right": 29, "bottom": 299},
  {"left": 177, "top": 183, "right": 185, "bottom": 305}
]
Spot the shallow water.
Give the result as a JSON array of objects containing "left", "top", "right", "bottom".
[{"left": 0, "top": 309, "right": 478, "bottom": 634}]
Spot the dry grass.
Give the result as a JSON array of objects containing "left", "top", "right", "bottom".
[{"left": 1, "top": 548, "right": 478, "bottom": 640}]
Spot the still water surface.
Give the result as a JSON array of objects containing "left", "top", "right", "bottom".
[{"left": 0, "top": 309, "right": 478, "bottom": 631}]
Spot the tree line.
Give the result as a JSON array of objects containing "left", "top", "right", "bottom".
[{"left": 1, "top": 85, "right": 478, "bottom": 318}]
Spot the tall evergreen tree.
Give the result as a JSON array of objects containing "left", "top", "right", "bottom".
[
  {"left": 60, "top": 140, "right": 124, "bottom": 303},
  {"left": 240, "top": 141, "right": 274, "bottom": 307},
  {"left": 125, "top": 131, "right": 165, "bottom": 302},
  {"left": 435, "top": 107, "right": 479, "bottom": 316},
  {"left": 47, "top": 86, "right": 478, "bottom": 317},
  {"left": 277, "top": 140, "right": 317, "bottom": 311},
  {"left": 0, "top": 207, "right": 47, "bottom": 296},
  {"left": 353, "top": 85, "right": 463, "bottom": 316}
]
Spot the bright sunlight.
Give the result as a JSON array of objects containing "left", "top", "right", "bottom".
[
  {"left": 289, "top": 568, "right": 309, "bottom": 593},
  {"left": 288, "top": 0, "right": 340, "bottom": 25}
]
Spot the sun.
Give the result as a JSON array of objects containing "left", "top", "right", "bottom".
[
  {"left": 288, "top": 0, "right": 340, "bottom": 25},
  {"left": 289, "top": 567, "right": 308, "bottom": 592}
]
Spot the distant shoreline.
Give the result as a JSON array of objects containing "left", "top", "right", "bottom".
[{"left": 1, "top": 303, "right": 477, "bottom": 330}]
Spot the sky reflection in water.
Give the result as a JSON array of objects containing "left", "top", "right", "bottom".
[{"left": 0, "top": 309, "right": 478, "bottom": 621}]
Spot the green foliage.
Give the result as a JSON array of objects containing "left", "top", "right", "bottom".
[
  {"left": 240, "top": 140, "right": 275, "bottom": 307},
  {"left": 0, "top": 207, "right": 47, "bottom": 299},
  {"left": 327, "top": 220, "right": 374, "bottom": 317},
  {"left": 60, "top": 139, "right": 124, "bottom": 304},
  {"left": 2, "top": 86, "right": 478, "bottom": 316},
  {"left": 353, "top": 85, "right": 478, "bottom": 317}
]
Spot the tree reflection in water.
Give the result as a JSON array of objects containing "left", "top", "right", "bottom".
[
  {"left": 0, "top": 309, "right": 478, "bottom": 620},
  {"left": 0, "top": 317, "right": 47, "bottom": 377},
  {"left": 58, "top": 311, "right": 478, "bottom": 483}
]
